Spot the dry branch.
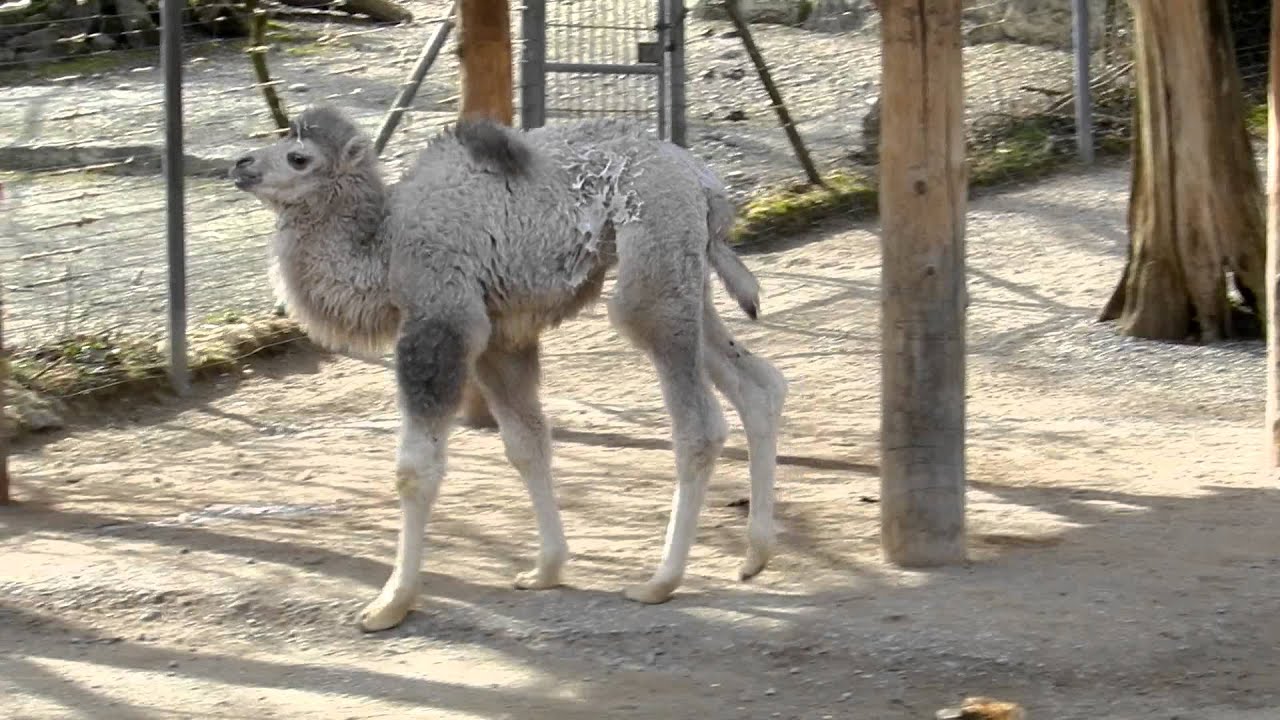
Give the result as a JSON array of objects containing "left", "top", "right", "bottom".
[{"left": 246, "top": 0, "right": 290, "bottom": 132}]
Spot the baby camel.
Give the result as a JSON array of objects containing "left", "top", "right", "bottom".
[{"left": 230, "top": 105, "right": 788, "bottom": 631}]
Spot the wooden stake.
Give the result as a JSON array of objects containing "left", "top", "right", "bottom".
[
  {"left": 878, "top": 0, "right": 967, "bottom": 565},
  {"left": 1266, "top": 0, "right": 1280, "bottom": 468}
]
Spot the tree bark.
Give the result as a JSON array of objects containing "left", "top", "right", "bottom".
[
  {"left": 878, "top": 0, "right": 967, "bottom": 567},
  {"left": 1265, "top": 0, "right": 1280, "bottom": 468},
  {"left": 454, "top": 0, "right": 513, "bottom": 429},
  {"left": 1100, "top": 0, "right": 1265, "bottom": 342}
]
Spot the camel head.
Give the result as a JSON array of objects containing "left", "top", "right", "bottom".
[{"left": 230, "top": 104, "right": 376, "bottom": 206}]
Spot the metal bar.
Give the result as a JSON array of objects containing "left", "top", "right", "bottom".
[
  {"left": 665, "top": 0, "right": 687, "bottom": 147},
  {"left": 161, "top": 0, "right": 188, "bottom": 395},
  {"left": 1072, "top": 0, "right": 1095, "bottom": 163},
  {"left": 376, "top": 2, "right": 456, "bottom": 155},
  {"left": 520, "top": 0, "right": 547, "bottom": 129},
  {"left": 725, "top": 0, "right": 823, "bottom": 185},
  {"left": 656, "top": 0, "right": 667, "bottom": 139},
  {"left": 544, "top": 61, "right": 661, "bottom": 75}
]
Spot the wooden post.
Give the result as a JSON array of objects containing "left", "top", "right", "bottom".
[
  {"left": 1, "top": 281, "right": 10, "bottom": 506},
  {"left": 878, "top": 0, "right": 967, "bottom": 565},
  {"left": 1266, "top": 0, "right": 1280, "bottom": 468},
  {"left": 457, "top": 0, "right": 514, "bottom": 124},
  {"left": 454, "top": 0, "right": 513, "bottom": 428}
]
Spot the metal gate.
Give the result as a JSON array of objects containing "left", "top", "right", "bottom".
[{"left": 519, "top": 0, "right": 687, "bottom": 146}]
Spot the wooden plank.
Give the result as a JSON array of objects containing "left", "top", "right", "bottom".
[
  {"left": 1267, "top": 0, "right": 1280, "bottom": 467},
  {"left": 877, "top": 0, "right": 967, "bottom": 565}
]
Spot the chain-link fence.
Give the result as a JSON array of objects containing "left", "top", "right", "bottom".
[{"left": 3, "top": 0, "right": 1255, "bottom": 407}]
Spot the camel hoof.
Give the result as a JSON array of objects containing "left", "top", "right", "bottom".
[
  {"left": 623, "top": 580, "right": 676, "bottom": 605},
  {"left": 358, "top": 594, "right": 412, "bottom": 632}
]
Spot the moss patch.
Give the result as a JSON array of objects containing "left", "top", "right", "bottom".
[
  {"left": 6, "top": 316, "right": 308, "bottom": 436},
  {"left": 730, "top": 173, "right": 877, "bottom": 243},
  {"left": 732, "top": 114, "right": 1132, "bottom": 247},
  {"left": 1245, "top": 100, "right": 1268, "bottom": 139}
]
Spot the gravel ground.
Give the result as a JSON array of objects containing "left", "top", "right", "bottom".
[
  {"left": 4, "top": 161, "right": 1278, "bottom": 719},
  {"left": 0, "top": 0, "right": 1085, "bottom": 350}
]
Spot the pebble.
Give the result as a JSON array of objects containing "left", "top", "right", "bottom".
[{"left": 289, "top": 83, "right": 310, "bottom": 92}]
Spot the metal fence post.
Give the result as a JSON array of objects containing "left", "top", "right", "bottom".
[
  {"left": 1072, "top": 0, "right": 1095, "bottom": 164},
  {"left": 520, "top": 0, "right": 547, "bottom": 129},
  {"left": 162, "top": 0, "right": 189, "bottom": 394},
  {"left": 656, "top": 0, "right": 668, "bottom": 140},
  {"left": 664, "top": 0, "right": 687, "bottom": 147}
]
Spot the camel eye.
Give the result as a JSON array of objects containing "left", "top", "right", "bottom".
[{"left": 287, "top": 152, "right": 310, "bottom": 170}]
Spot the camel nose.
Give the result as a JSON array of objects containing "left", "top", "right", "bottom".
[{"left": 231, "top": 154, "right": 262, "bottom": 189}]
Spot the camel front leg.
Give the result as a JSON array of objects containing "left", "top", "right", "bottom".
[
  {"left": 358, "top": 314, "right": 479, "bottom": 632},
  {"left": 358, "top": 411, "right": 450, "bottom": 632}
]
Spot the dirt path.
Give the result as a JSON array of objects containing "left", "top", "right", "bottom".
[{"left": 4, "top": 162, "right": 1279, "bottom": 719}]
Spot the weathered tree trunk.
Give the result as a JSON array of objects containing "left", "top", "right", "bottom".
[
  {"left": 1100, "top": 0, "right": 1265, "bottom": 341},
  {"left": 878, "top": 0, "right": 968, "bottom": 566},
  {"left": 454, "top": 0, "right": 513, "bottom": 429}
]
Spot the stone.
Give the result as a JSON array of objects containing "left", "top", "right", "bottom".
[
  {"left": 691, "top": 0, "right": 808, "bottom": 26},
  {"left": 802, "top": 0, "right": 874, "bottom": 33},
  {"left": 4, "top": 381, "right": 65, "bottom": 430},
  {"left": 962, "top": 0, "right": 1111, "bottom": 49},
  {"left": 9, "top": 27, "right": 65, "bottom": 59},
  {"left": 87, "top": 32, "right": 116, "bottom": 52},
  {"left": 113, "top": 0, "right": 160, "bottom": 49}
]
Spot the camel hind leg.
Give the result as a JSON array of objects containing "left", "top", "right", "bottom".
[
  {"left": 701, "top": 294, "right": 788, "bottom": 580},
  {"left": 472, "top": 342, "right": 569, "bottom": 590},
  {"left": 608, "top": 223, "right": 728, "bottom": 605}
]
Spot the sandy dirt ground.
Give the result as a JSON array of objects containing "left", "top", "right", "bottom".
[{"left": 4, "top": 162, "right": 1280, "bottom": 719}]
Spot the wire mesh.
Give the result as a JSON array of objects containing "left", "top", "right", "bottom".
[
  {"left": 0, "top": 0, "right": 1270, "bottom": 401},
  {"left": 540, "top": 0, "right": 661, "bottom": 122},
  {"left": 1, "top": 0, "right": 467, "bottom": 396}
]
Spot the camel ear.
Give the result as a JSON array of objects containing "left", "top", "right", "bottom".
[{"left": 341, "top": 135, "right": 371, "bottom": 167}]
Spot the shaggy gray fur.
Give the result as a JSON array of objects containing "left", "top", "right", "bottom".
[
  {"left": 453, "top": 118, "right": 532, "bottom": 176},
  {"left": 229, "top": 104, "right": 788, "bottom": 631}
]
